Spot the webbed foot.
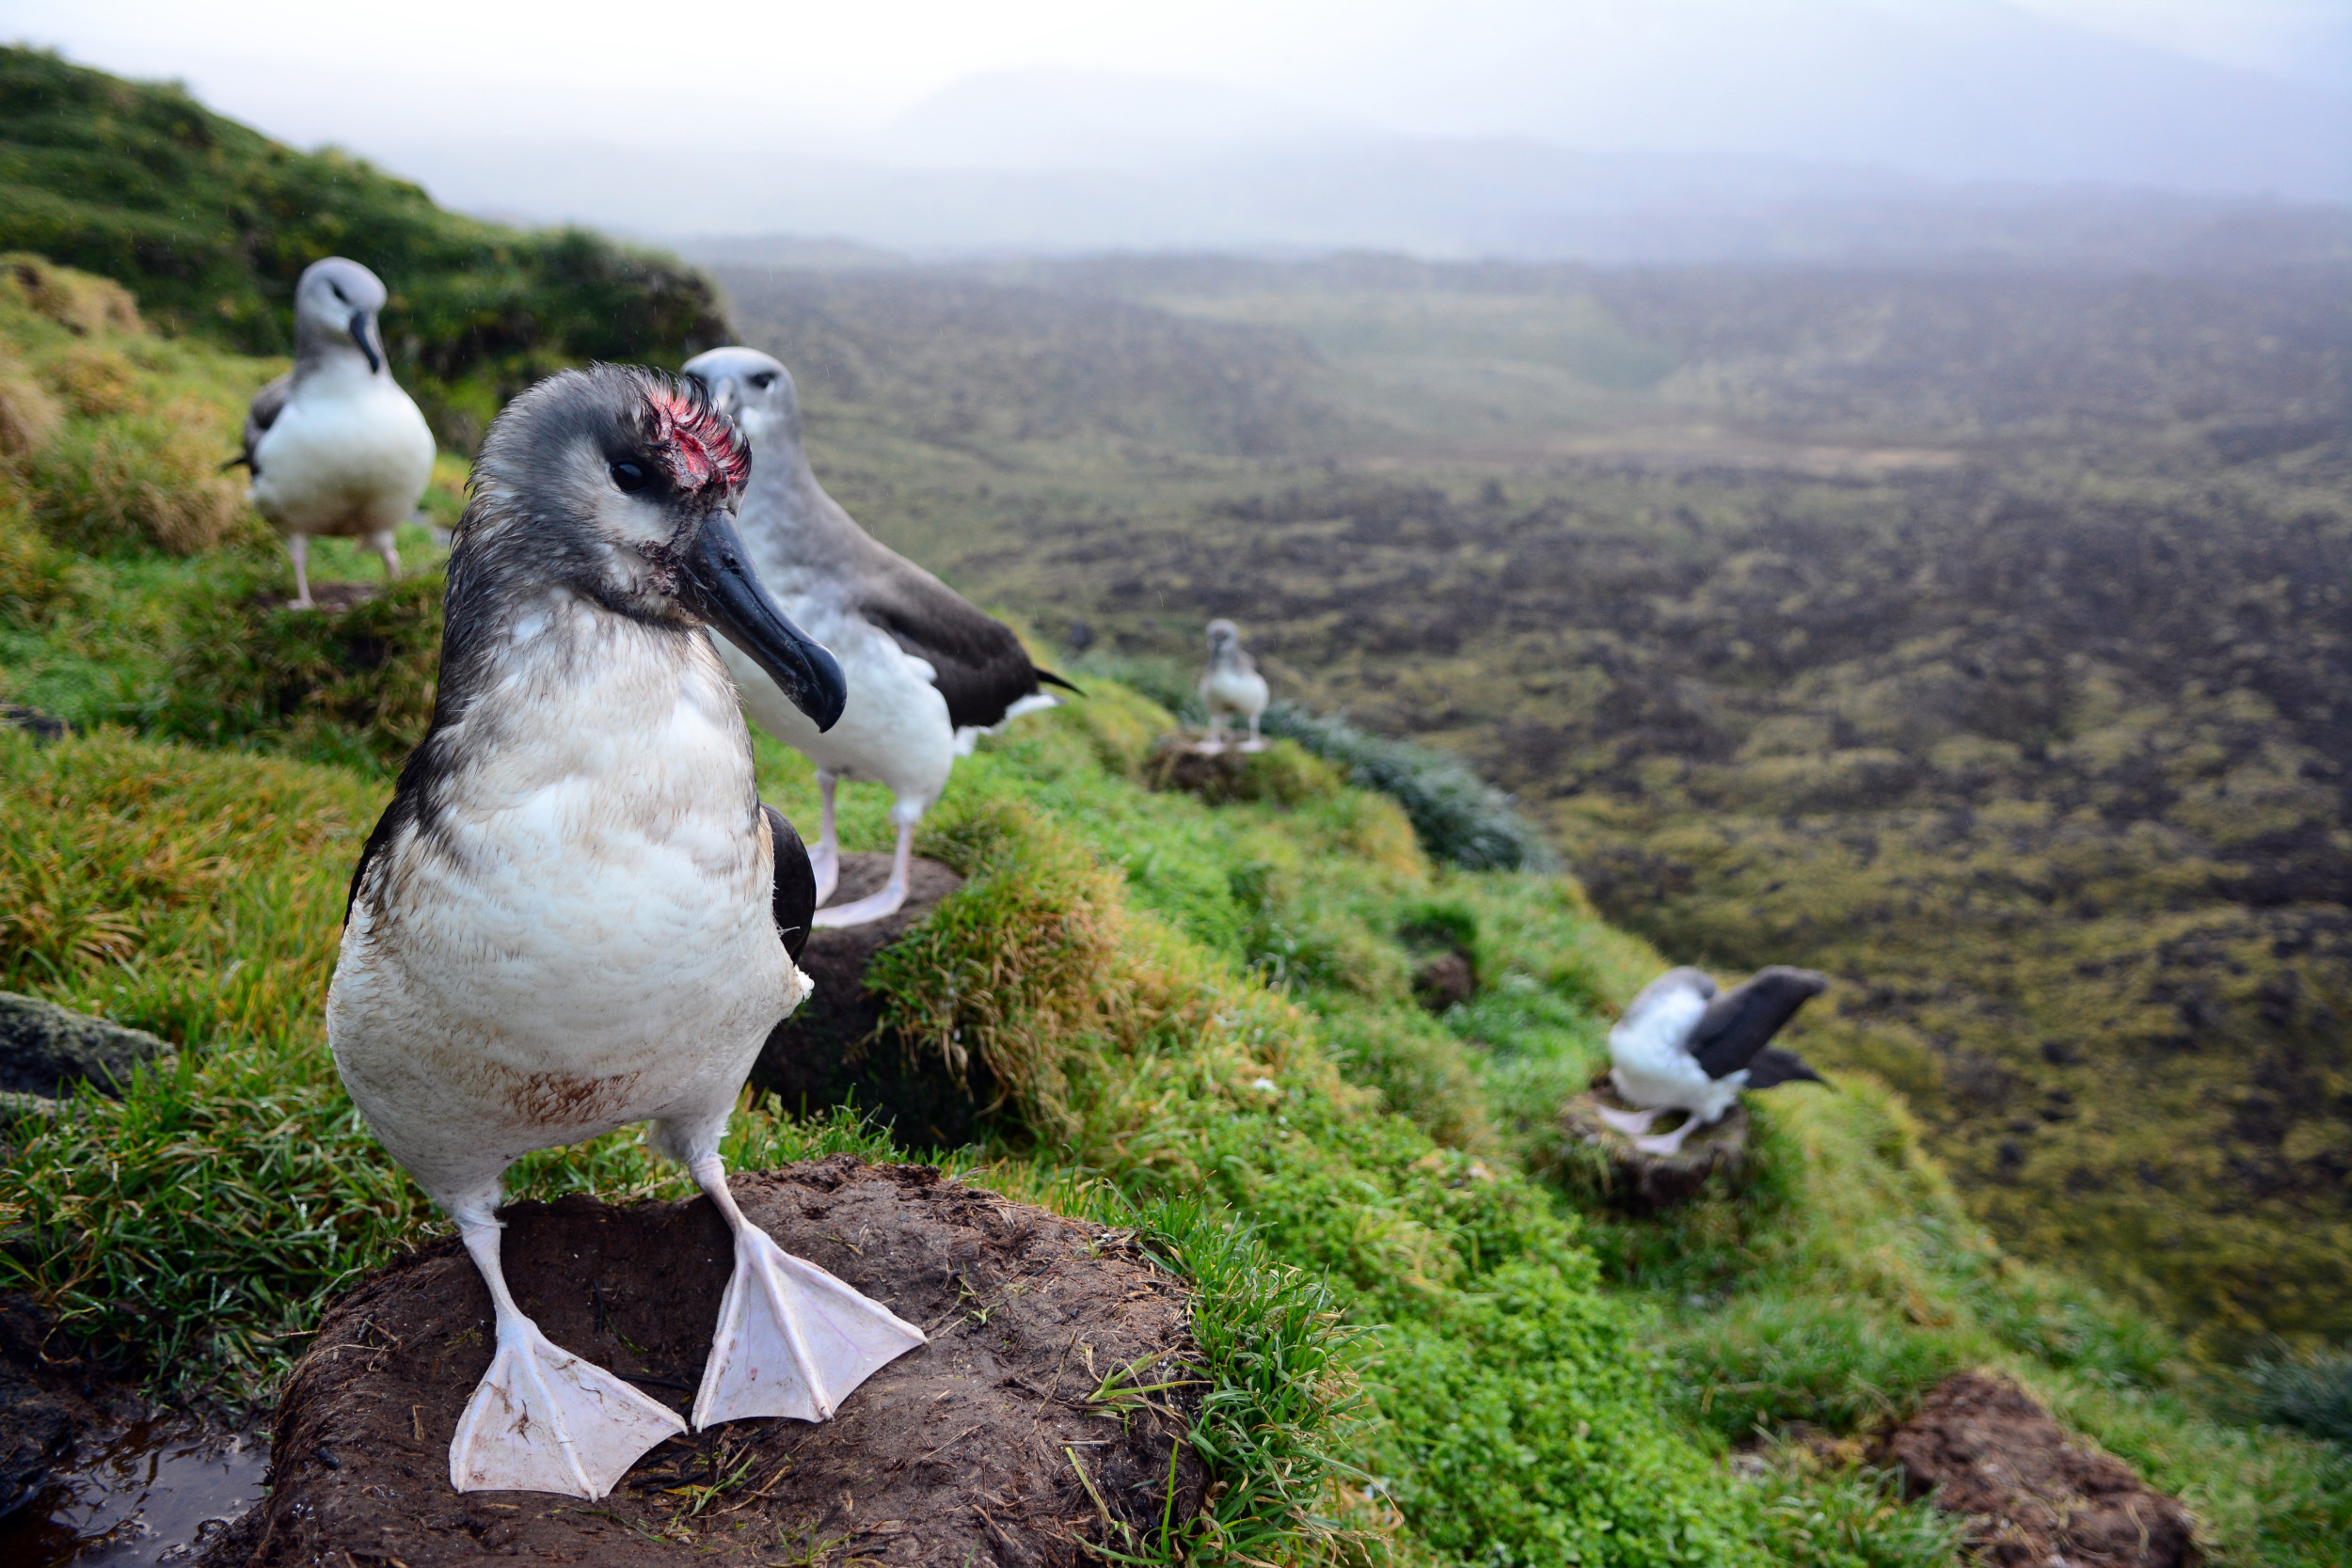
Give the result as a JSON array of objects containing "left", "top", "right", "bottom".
[
  {"left": 450, "top": 1314, "right": 684, "bottom": 1497},
  {"left": 692, "top": 1213, "right": 926, "bottom": 1428}
]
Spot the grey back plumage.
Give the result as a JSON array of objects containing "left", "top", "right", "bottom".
[{"left": 684, "top": 346, "right": 1074, "bottom": 729}]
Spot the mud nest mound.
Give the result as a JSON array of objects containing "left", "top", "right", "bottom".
[
  {"left": 751, "top": 852, "right": 977, "bottom": 1145},
  {"left": 1141, "top": 735, "right": 1335, "bottom": 808},
  {"left": 1556, "top": 1076, "right": 1756, "bottom": 1212},
  {"left": 220, "top": 1158, "right": 1206, "bottom": 1568},
  {"left": 1872, "top": 1370, "right": 2199, "bottom": 1568}
]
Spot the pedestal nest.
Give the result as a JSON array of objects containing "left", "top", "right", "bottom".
[
  {"left": 1141, "top": 735, "right": 1336, "bottom": 808},
  {"left": 215, "top": 1157, "right": 1206, "bottom": 1568},
  {"left": 750, "top": 852, "right": 977, "bottom": 1145},
  {"left": 1557, "top": 1077, "right": 1756, "bottom": 1212}
]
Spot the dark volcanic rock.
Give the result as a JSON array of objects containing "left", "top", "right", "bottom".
[
  {"left": 0, "top": 1294, "right": 100, "bottom": 1523},
  {"left": 227, "top": 1157, "right": 1204, "bottom": 1568},
  {"left": 0, "top": 992, "right": 172, "bottom": 1100},
  {"left": 1557, "top": 1077, "right": 1756, "bottom": 1212},
  {"left": 1872, "top": 1370, "right": 2199, "bottom": 1567},
  {"left": 753, "top": 852, "right": 979, "bottom": 1145},
  {"left": 1, "top": 706, "right": 71, "bottom": 743}
]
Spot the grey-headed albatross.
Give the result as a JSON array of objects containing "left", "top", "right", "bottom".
[
  {"left": 1597, "top": 965, "right": 1831, "bottom": 1155},
  {"left": 326, "top": 366, "right": 921, "bottom": 1500},
  {"left": 683, "top": 346, "right": 1073, "bottom": 927},
  {"left": 230, "top": 257, "right": 436, "bottom": 609}
]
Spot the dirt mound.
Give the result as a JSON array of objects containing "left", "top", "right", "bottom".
[
  {"left": 1872, "top": 1370, "right": 2199, "bottom": 1567},
  {"left": 754, "top": 853, "right": 978, "bottom": 1145},
  {"left": 221, "top": 1158, "right": 1204, "bottom": 1568}
]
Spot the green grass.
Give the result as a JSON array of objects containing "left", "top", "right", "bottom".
[
  {"left": 3, "top": 232, "right": 2348, "bottom": 1564},
  {"left": 1, "top": 50, "right": 724, "bottom": 445}
]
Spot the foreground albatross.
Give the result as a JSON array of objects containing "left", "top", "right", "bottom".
[
  {"left": 1597, "top": 965, "right": 1831, "bottom": 1156},
  {"left": 326, "top": 366, "right": 923, "bottom": 1499},
  {"left": 684, "top": 346, "right": 1074, "bottom": 927},
  {"left": 230, "top": 257, "right": 436, "bottom": 609}
]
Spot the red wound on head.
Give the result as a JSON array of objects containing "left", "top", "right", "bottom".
[{"left": 646, "top": 387, "right": 749, "bottom": 497}]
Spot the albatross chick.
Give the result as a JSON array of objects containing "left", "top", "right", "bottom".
[{"left": 326, "top": 366, "right": 921, "bottom": 1500}]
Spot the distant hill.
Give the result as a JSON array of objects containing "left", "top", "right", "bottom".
[
  {"left": 0, "top": 47, "right": 726, "bottom": 446},
  {"left": 713, "top": 265, "right": 1358, "bottom": 458}
]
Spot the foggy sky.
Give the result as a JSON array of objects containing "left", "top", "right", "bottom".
[{"left": 6, "top": 0, "right": 2346, "bottom": 251}]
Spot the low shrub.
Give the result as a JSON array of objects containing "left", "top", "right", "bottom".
[{"left": 2242, "top": 1342, "right": 2352, "bottom": 1448}]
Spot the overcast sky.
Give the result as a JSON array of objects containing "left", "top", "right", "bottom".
[{"left": 9, "top": 0, "right": 2346, "bottom": 157}]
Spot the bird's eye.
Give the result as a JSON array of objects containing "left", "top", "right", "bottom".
[
  {"left": 610, "top": 461, "right": 648, "bottom": 493},
  {"left": 327, "top": 282, "right": 346, "bottom": 304},
  {"left": 751, "top": 373, "right": 776, "bottom": 390}
]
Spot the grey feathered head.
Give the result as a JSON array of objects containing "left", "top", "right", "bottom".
[
  {"left": 450, "top": 365, "right": 845, "bottom": 730},
  {"left": 293, "top": 257, "right": 391, "bottom": 374},
  {"left": 683, "top": 346, "right": 805, "bottom": 458}
]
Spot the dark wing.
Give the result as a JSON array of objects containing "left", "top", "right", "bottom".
[
  {"left": 223, "top": 372, "right": 292, "bottom": 473},
  {"left": 1689, "top": 966, "right": 1830, "bottom": 1080},
  {"left": 1742, "top": 1047, "right": 1829, "bottom": 1090},
  {"left": 763, "top": 803, "right": 817, "bottom": 962},
  {"left": 852, "top": 560, "right": 1063, "bottom": 731}
]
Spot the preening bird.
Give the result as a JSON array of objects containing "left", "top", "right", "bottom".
[
  {"left": 230, "top": 257, "right": 436, "bottom": 609},
  {"left": 326, "top": 366, "right": 923, "bottom": 1501},
  {"left": 1198, "top": 619, "right": 1270, "bottom": 752},
  {"left": 683, "top": 346, "right": 1074, "bottom": 927},
  {"left": 1597, "top": 965, "right": 1831, "bottom": 1156}
]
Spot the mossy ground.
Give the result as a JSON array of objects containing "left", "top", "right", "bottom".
[{"left": 0, "top": 252, "right": 2347, "bottom": 1566}]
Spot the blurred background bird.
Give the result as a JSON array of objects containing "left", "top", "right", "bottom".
[
  {"left": 1199, "top": 618, "right": 1270, "bottom": 752},
  {"left": 229, "top": 256, "right": 434, "bottom": 609}
]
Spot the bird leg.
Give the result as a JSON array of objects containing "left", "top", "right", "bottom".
[
  {"left": 1593, "top": 1104, "right": 1665, "bottom": 1137},
  {"left": 1239, "top": 713, "right": 1267, "bottom": 752},
  {"left": 1632, "top": 1115, "right": 1703, "bottom": 1159},
  {"left": 286, "top": 535, "right": 313, "bottom": 610},
  {"left": 687, "top": 1155, "right": 925, "bottom": 1430},
  {"left": 371, "top": 528, "right": 402, "bottom": 583},
  {"left": 807, "top": 772, "right": 840, "bottom": 909},
  {"left": 447, "top": 1220, "right": 684, "bottom": 1497},
  {"left": 1199, "top": 714, "right": 1228, "bottom": 754},
  {"left": 811, "top": 817, "right": 914, "bottom": 928}
]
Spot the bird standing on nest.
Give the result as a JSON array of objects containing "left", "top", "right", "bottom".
[
  {"left": 1198, "top": 619, "right": 1270, "bottom": 753},
  {"left": 230, "top": 258, "right": 436, "bottom": 610},
  {"left": 1597, "top": 965, "right": 1831, "bottom": 1156},
  {"left": 327, "top": 366, "right": 923, "bottom": 1501},
  {"left": 683, "top": 346, "right": 1073, "bottom": 928}
]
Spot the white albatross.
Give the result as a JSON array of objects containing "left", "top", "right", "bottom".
[
  {"left": 684, "top": 346, "right": 1074, "bottom": 927},
  {"left": 1597, "top": 965, "right": 1831, "bottom": 1156},
  {"left": 1198, "top": 619, "right": 1271, "bottom": 752},
  {"left": 326, "top": 366, "right": 922, "bottom": 1500},
  {"left": 230, "top": 257, "right": 436, "bottom": 609}
]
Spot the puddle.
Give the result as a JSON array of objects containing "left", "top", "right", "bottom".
[{"left": 0, "top": 1415, "right": 268, "bottom": 1566}]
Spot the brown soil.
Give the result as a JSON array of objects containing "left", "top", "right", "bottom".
[
  {"left": 1410, "top": 952, "right": 1475, "bottom": 1012},
  {"left": 1872, "top": 1370, "right": 2199, "bottom": 1567},
  {"left": 1556, "top": 1075, "right": 1755, "bottom": 1212},
  {"left": 753, "top": 853, "right": 984, "bottom": 1147},
  {"left": 218, "top": 1157, "right": 1205, "bottom": 1568}
]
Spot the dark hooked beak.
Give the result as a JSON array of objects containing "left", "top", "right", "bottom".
[
  {"left": 679, "top": 510, "right": 847, "bottom": 730},
  {"left": 348, "top": 309, "right": 383, "bottom": 374}
]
